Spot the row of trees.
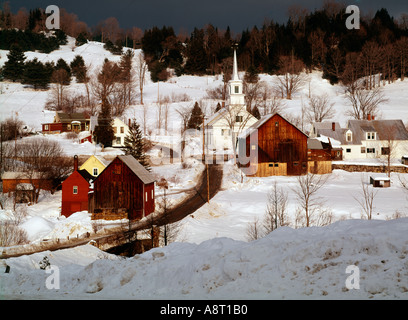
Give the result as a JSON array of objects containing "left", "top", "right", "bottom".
[{"left": 2, "top": 2, "right": 407, "bottom": 83}]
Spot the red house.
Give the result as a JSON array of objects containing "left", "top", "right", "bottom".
[
  {"left": 61, "top": 156, "right": 93, "bottom": 218},
  {"left": 89, "top": 155, "right": 155, "bottom": 221}
]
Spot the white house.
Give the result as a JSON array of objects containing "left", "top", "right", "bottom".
[
  {"left": 309, "top": 119, "right": 408, "bottom": 161},
  {"left": 203, "top": 49, "right": 257, "bottom": 153},
  {"left": 90, "top": 116, "right": 130, "bottom": 148}
]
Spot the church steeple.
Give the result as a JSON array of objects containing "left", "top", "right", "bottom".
[
  {"left": 229, "top": 47, "right": 245, "bottom": 107},
  {"left": 232, "top": 48, "right": 240, "bottom": 81}
]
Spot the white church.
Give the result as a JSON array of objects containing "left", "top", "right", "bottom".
[{"left": 203, "top": 49, "right": 257, "bottom": 154}]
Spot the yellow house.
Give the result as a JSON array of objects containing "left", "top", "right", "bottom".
[{"left": 79, "top": 155, "right": 111, "bottom": 177}]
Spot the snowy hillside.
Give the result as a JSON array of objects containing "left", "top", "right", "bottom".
[{"left": 1, "top": 37, "right": 408, "bottom": 300}]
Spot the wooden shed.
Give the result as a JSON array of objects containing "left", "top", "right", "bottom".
[
  {"left": 238, "top": 113, "right": 309, "bottom": 177},
  {"left": 61, "top": 156, "right": 94, "bottom": 218},
  {"left": 370, "top": 175, "right": 391, "bottom": 188},
  {"left": 89, "top": 155, "right": 155, "bottom": 221}
]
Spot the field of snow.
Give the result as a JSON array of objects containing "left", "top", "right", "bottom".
[{"left": 1, "top": 38, "right": 408, "bottom": 300}]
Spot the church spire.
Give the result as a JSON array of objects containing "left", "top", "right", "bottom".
[{"left": 232, "top": 48, "right": 239, "bottom": 81}]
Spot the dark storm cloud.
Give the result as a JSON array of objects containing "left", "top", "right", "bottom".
[{"left": 6, "top": 0, "right": 408, "bottom": 33}]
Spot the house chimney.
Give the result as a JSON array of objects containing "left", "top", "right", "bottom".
[
  {"left": 74, "top": 155, "right": 78, "bottom": 171},
  {"left": 222, "top": 101, "right": 225, "bottom": 108},
  {"left": 332, "top": 122, "right": 336, "bottom": 131},
  {"left": 368, "top": 114, "right": 372, "bottom": 121},
  {"left": 129, "top": 118, "right": 131, "bottom": 127}
]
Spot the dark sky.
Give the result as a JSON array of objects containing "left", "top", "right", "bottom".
[{"left": 6, "top": 0, "right": 408, "bottom": 34}]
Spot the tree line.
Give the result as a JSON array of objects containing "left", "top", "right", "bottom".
[{"left": 1, "top": 2, "right": 407, "bottom": 84}]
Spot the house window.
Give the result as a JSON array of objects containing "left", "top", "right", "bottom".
[
  {"left": 221, "top": 129, "right": 230, "bottom": 136},
  {"left": 366, "top": 132, "right": 376, "bottom": 140},
  {"left": 346, "top": 148, "right": 351, "bottom": 153},
  {"left": 93, "top": 168, "right": 98, "bottom": 176},
  {"left": 73, "top": 186, "right": 78, "bottom": 194},
  {"left": 236, "top": 116, "right": 243, "bottom": 123},
  {"left": 346, "top": 133, "right": 352, "bottom": 142},
  {"left": 367, "top": 148, "right": 376, "bottom": 154},
  {"left": 120, "top": 127, "right": 124, "bottom": 134},
  {"left": 113, "top": 127, "right": 117, "bottom": 134},
  {"left": 151, "top": 190, "right": 154, "bottom": 199},
  {"left": 361, "top": 147, "right": 366, "bottom": 153},
  {"left": 145, "top": 192, "right": 148, "bottom": 202},
  {"left": 67, "top": 124, "right": 71, "bottom": 130},
  {"left": 116, "top": 137, "right": 121, "bottom": 145},
  {"left": 44, "top": 125, "right": 49, "bottom": 131},
  {"left": 275, "top": 122, "right": 279, "bottom": 127},
  {"left": 235, "top": 86, "right": 239, "bottom": 94},
  {"left": 251, "top": 145, "right": 256, "bottom": 150},
  {"left": 381, "top": 147, "right": 390, "bottom": 155}
]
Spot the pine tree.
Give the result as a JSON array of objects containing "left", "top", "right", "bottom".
[
  {"left": 23, "top": 58, "right": 50, "bottom": 89},
  {"left": 3, "top": 44, "right": 26, "bottom": 82},
  {"left": 70, "top": 55, "right": 88, "bottom": 83},
  {"left": 187, "top": 102, "right": 204, "bottom": 130},
  {"left": 122, "top": 118, "right": 150, "bottom": 171},
  {"left": 93, "top": 98, "right": 115, "bottom": 148}
]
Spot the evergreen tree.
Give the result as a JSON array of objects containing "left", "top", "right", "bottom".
[
  {"left": 23, "top": 58, "right": 50, "bottom": 89},
  {"left": 122, "top": 118, "right": 150, "bottom": 171},
  {"left": 187, "top": 102, "right": 204, "bottom": 130},
  {"left": 2, "top": 44, "right": 26, "bottom": 82},
  {"left": 70, "top": 55, "right": 88, "bottom": 83},
  {"left": 55, "top": 58, "right": 71, "bottom": 84},
  {"left": 93, "top": 99, "right": 115, "bottom": 148},
  {"left": 75, "top": 32, "right": 88, "bottom": 46},
  {"left": 184, "top": 28, "right": 208, "bottom": 75}
]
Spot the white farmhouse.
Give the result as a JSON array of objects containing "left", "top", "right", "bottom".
[
  {"left": 203, "top": 49, "right": 257, "bottom": 153},
  {"left": 309, "top": 119, "right": 408, "bottom": 161},
  {"left": 90, "top": 116, "right": 130, "bottom": 147}
]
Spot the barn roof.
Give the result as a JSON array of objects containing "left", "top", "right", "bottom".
[
  {"left": 118, "top": 155, "right": 155, "bottom": 185},
  {"left": 239, "top": 113, "right": 309, "bottom": 140}
]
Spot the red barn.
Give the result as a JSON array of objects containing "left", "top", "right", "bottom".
[
  {"left": 238, "top": 113, "right": 309, "bottom": 177},
  {"left": 90, "top": 155, "right": 155, "bottom": 221},
  {"left": 61, "top": 156, "right": 93, "bottom": 218}
]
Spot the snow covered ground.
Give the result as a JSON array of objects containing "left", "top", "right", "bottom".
[{"left": 1, "top": 38, "right": 408, "bottom": 300}]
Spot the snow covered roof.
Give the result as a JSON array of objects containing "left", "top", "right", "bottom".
[
  {"left": 313, "top": 119, "right": 408, "bottom": 145},
  {"left": 1, "top": 172, "right": 44, "bottom": 180}
]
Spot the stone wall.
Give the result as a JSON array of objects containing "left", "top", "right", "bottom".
[{"left": 332, "top": 163, "right": 408, "bottom": 174}]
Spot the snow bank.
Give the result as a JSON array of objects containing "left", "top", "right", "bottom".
[
  {"left": 20, "top": 216, "right": 55, "bottom": 242},
  {"left": 1, "top": 218, "right": 407, "bottom": 299}
]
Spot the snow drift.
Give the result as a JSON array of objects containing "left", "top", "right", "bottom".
[{"left": 1, "top": 218, "right": 407, "bottom": 300}]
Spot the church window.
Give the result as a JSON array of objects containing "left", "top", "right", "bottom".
[{"left": 235, "top": 86, "right": 239, "bottom": 94}]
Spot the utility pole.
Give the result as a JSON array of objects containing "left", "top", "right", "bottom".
[{"left": 202, "top": 115, "right": 210, "bottom": 204}]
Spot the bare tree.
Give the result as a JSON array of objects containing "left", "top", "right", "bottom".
[
  {"left": 263, "top": 181, "right": 289, "bottom": 233},
  {"left": 275, "top": 53, "right": 306, "bottom": 100},
  {"left": 220, "top": 104, "right": 254, "bottom": 163},
  {"left": 246, "top": 217, "right": 262, "bottom": 241},
  {"left": 344, "top": 85, "right": 388, "bottom": 120},
  {"left": 306, "top": 93, "right": 336, "bottom": 123},
  {"left": 293, "top": 173, "right": 329, "bottom": 227},
  {"left": 135, "top": 52, "right": 148, "bottom": 105},
  {"left": 378, "top": 124, "right": 401, "bottom": 177},
  {"left": 354, "top": 176, "right": 378, "bottom": 220}
]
